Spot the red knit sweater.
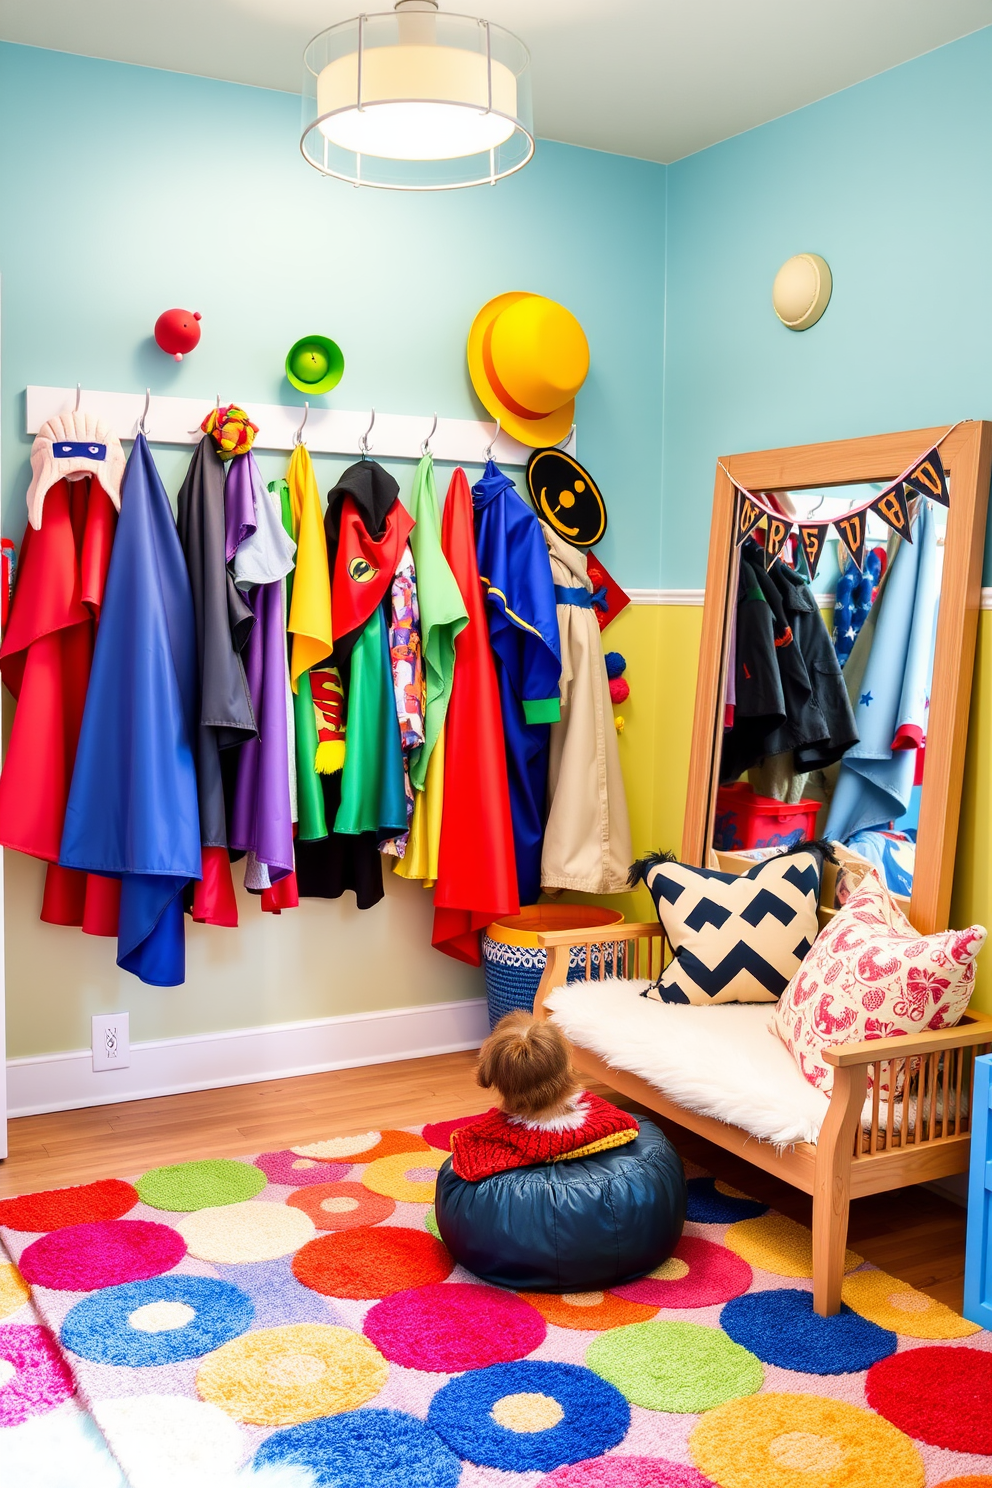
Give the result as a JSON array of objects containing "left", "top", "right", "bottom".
[{"left": 450, "top": 1093, "right": 639, "bottom": 1181}]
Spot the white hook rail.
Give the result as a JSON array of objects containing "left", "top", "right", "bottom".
[{"left": 26, "top": 387, "right": 576, "bottom": 467}]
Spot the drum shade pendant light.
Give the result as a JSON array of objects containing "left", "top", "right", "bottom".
[{"left": 301, "top": 0, "right": 534, "bottom": 190}]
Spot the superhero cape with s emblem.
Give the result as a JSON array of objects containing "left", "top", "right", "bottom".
[
  {"left": 330, "top": 493, "right": 414, "bottom": 660},
  {"left": 295, "top": 457, "right": 406, "bottom": 909}
]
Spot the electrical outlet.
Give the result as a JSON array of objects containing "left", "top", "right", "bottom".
[{"left": 92, "top": 1012, "right": 130, "bottom": 1072}]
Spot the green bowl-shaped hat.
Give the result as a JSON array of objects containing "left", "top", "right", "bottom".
[{"left": 285, "top": 335, "right": 345, "bottom": 395}]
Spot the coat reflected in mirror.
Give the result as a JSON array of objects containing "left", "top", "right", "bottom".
[{"left": 715, "top": 480, "right": 949, "bottom": 907}]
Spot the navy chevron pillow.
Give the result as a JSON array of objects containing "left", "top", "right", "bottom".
[{"left": 630, "top": 848, "right": 825, "bottom": 1005}]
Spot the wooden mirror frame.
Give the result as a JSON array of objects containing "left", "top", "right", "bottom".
[{"left": 683, "top": 422, "right": 992, "bottom": 934}]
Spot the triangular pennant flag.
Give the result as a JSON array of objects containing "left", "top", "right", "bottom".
[
  {"left": 735, "top": 493, "right": 764, "bottom": 546},
  {"left": 798, "top": 523, "right": 827, "bottom": 581},
  {"left": 871, "top": 482, "right": 913, "bottom": 543},
  {"left": 585, "top": 552, "right": 630, "bottom": 632},
  {"left": 763, "top": 515, "right": 792, "bottom": 568},
  {"left": 834, "top": 509, "right": 867, "bottom": 571},
  {"left": 904, "top": 448, "right": 949, "bottom": 507}
]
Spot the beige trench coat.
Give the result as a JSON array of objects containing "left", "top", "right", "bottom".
[{"left": 540, "top": 522, "right": 633, "bottom": 893}]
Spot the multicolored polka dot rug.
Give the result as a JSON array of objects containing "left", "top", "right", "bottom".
[{"left": 1, "top": 1121, "right": 990, "bottom": 1488}]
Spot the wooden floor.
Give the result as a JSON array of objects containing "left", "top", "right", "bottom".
[{"left": 0, "top": 1049, "right": 970, "bottom": 1311}]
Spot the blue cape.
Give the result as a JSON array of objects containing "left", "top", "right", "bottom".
[
  {"left": 826, "top": 499, "right": 939, "bottom": 843},
  {"left": 473, "top": 461, "right": 562, "bottom": 715},
  {"left": 60, "top": 434, "right": 201, "bottom": 985}
]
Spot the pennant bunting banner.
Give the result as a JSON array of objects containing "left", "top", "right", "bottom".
[
  {"left": 798, "top": 523, "right": 827, "bottom": 582},
  {"left": 904, "top": 448, "right": 950, "bottom": 507},
  {"left": 834, "top": 509, "right": 868, "bottom": 572},
  {"left": 870, "top": 481, "right": 914, "bottom": 543},
  {"left": 723, "top": 436, "right": 953, "bottom": 579},
  {"left": 735, "top": 493, "right": 764, "bottom": 546},
  {"left": 763, "top": 515, "right": 792, "bottom": 568}
]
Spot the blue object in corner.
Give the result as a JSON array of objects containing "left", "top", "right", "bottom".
[{"left": 964, "top": 1052, "right": 992, "bottom": 1328}]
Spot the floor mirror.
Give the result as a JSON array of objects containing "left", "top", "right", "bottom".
[{"left": 683, "top": 422, "right": 992, "bottom": 935}]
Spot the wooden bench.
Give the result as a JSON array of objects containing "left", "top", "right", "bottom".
[{"left": 533, "top": 920, "right": 992, "bottom": 1316}]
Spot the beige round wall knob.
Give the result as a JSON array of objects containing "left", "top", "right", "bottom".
[{"left": 772, "top": 253, "right": 832, "bottom": 330}]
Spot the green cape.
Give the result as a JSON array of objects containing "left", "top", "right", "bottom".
[
  {"left": 334, "top": 607, "right": 408, "bottom": 838},
  {"left": 407, "top": 454, "right": 467, "bottom": 791}
]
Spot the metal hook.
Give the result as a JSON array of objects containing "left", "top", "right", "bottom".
[
  {"left": 294, "top": 402, "right": 310, "bottom": 447},
  {"left": 421, "top": 411, "right": 438, "bottom": 457},
  {"left": 553, "top": 423, "right": 576, "bottom": 452},
  {"left": 359, "top": 408, "right": 375, "bottom": 457},
  {"left": 74, "top": 383, "right": 82, "bottom": 413},
  {"left": 483, "top": 417, "right": 500, "bottom": 462},
  {"left": 138, "top": 388, "right": 151, "bottom": 438},
  {"left": 189, "top": 396, "right": 221, "bottom": 437}
]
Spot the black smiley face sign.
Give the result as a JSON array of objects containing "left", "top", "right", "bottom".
[{"left": 526, "top": 449, "right": 607, "bottom": 548}]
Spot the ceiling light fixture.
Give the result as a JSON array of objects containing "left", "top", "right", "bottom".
[{"left": 301, "top": 0, "right": 534, "bottom": 190}]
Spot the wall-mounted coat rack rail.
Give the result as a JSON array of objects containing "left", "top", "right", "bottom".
[{"left": 26, "top": 387, "right": 576, "bottom": 467}]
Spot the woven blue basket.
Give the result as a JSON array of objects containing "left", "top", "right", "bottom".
[{"left": 482, "top": 918, "right": 624, "bottom": 1030}]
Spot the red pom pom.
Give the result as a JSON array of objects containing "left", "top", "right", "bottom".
[{"left": 609, "top": 677, "right": 630, "bottom": 704}]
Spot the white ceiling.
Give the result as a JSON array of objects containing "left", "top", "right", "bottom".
[{"left": 2, "top": 0, "right": 991, "bottom": 162}]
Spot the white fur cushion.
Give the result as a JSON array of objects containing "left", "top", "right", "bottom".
[{"left": 545, "top": 978, "right": 829, "bottom": 1147}]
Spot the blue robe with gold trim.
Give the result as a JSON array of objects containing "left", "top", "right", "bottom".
[{"left": 473, "top": 461, "right": 561, "bottom": 905}]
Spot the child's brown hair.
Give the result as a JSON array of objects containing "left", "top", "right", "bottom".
[{"left": 476, "top": 1011, "right": 580, "bottom": 1121}]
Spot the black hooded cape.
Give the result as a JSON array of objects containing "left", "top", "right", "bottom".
[{"left": 176, "top": 437, "right": 257, "bottom": 849}]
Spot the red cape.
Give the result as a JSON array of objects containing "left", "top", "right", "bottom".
[
  {"left": 331, "top": 495, "right": 414, "bottom": 650},
  {"left": 432, "top": 468, "right": 518, "bottom": 963},
  {"left": 0, "top": 477, "right": 120, "bottom": 934}
]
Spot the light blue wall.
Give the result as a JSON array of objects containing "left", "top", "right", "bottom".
[
  {"left": 2, "top": 30, "right": 992, "bottom": 1053},
  {"left": 0, "top": 41, "right": 667, "bottom": 586},
  {"left": 3, "top": 32, "right": 991, "bottom": 601},
  {"left": 662, "top": 26, "right": 992, "bottom": 588}
]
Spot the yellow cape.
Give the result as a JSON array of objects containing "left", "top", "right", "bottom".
[
  {"left": 393, "top": 721, "right": 445, "bottom": 887},
  {"left": 286, "top": 444, "right": 333, "bottom": 691}
]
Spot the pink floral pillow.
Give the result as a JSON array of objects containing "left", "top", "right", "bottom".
[{"left": 772, "top": 868, "right": 985, "bottom": 1092}]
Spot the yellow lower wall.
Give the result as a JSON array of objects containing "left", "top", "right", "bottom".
[
  {"left": 951, "top": 610, "right": 992, "bottom": 1013},
  {"left": 6, "top": 600, "right": 990, "bottom": 1058},
  {"left": 559, "top": 602, "right": 702, "bottom": 926}
]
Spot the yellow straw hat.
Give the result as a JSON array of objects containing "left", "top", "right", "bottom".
[{"left": 467, "top": 292, "right": 589, "bottom": 448}]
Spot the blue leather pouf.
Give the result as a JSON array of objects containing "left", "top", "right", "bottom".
[{"left": 434, "top": 1118, "right": 686, "bottom": 1292}]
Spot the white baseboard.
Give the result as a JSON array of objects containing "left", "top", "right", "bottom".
[{"left": 5, "top": 998, "right": 489, "bottom": 1118}]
